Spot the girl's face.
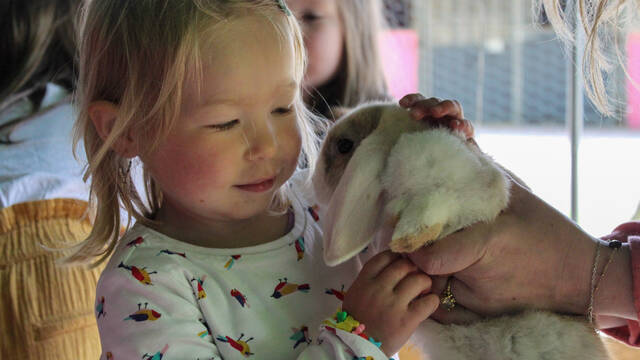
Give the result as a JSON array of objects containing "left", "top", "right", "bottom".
[
  {"left": 143, "top": 15, "right": 302, "bottom": 227},
  {"left": 287, "top": 0, "right": 344, "bottom": 89}
]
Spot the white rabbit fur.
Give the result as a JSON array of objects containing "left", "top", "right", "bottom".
[{"left": 311, "top": 102, "right": 609, "bottom": 359}]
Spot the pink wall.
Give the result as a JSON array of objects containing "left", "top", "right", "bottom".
[
  {"left": 627, "top": 32, "right": 640, "bottom": 128},
  {"left": 379, "top": 29, "right": 419, "bottom": 100}
]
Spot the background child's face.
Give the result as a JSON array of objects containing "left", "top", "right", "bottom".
[
  {"left": 143, "top": 15, "right": 301, "bottom": 223},
  {"left": 287, "top": 0, "right": 344, "bottom": 89}
]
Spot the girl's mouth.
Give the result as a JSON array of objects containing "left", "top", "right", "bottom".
[{"left": 235, "top": 177, "right": 275, "bottom": 192}]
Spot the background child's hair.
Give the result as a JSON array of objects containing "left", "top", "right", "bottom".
[
  {"left": 536, "top": 0, "right": 639, "bottom": 115},
  {"left": 0, "top": 0, "right": 77, "bottom": 138},
  {"left": 307, "top": 0, "right": 390, "bottom": 118},
  {"left": 69, "top": 0, "right": 321, "bottom": 266}
]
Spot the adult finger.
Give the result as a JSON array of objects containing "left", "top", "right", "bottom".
[
  {"left": 434, "top": 277, "right": 489, "bottom": 315},
  {"left": 431, "top": 278, "right": 483, "bottom": 323},
  {"left": 430, "top": 301, "right": 483, "bottom": 324},
  {"left": 407, "top": 225, "right": 488, "bottom": 275},
  {"left": 428, "top": 275, "right": 449, "bottom": 295}
]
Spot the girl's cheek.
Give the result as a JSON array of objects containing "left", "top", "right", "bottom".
[
  {"left": 149, "top": 141, "right": 227, "bottom": 191},
  {"left": 180, "top": 151, "right": 228, "bottom": 187}
]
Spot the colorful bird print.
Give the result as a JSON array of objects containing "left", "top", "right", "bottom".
[
  {"left": 126, "top": 236, "right": 144, "bottom": 247},
  {"left": 230, "top": 288, "right": 249, "bottom": 308},
  {"left": 198, "top": 318, "right": 212, "bottom": 338},
  {"left": 290, "top": 325, "right": 311, "bottom": 349},
  {"left": 141, "top": 344, "right": 169, "bottom": 360},
  {"left": 191, "top": 275, "right": 207, "bottom": 300},
  {"left": 325, "top": 285, "right": 345, "bottom": 301},
  {"left": 224, "top": 255, "right": 241, "bottom": 270},
  {"left": 307, "top": 206, "right": 319, "bottom": 222},
  {"left": 96, "top": 296, "right": 106, "bottom": 318},
  {"left": 216, "top": 333, "right": 254, "bottom": 357},
  {"left": 118, "top": 262, "right": 157, "bottom": 285},
  {"left": 157, "top": 249, "right": 187, "bottom": 258},
  {"left": 290, "top": 237, "right": 305, "bottom": 261},
  {"left": 124, "top": 302, "right": 161, "bottom": 322},
  {"left": 271, "top": 278, "right": 310, "bottom": 299}
]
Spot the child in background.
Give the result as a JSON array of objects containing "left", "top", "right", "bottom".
[
  {"left": 70, "top": 0, "right": 466, "bottom": 358},
  {"left": 0, "top": 1, "right": 104, "bottom": 358},
  {"left": 286, "top": 0, "right": 390, "bottom": 120}
]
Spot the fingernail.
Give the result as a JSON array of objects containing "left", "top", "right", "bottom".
[{"left": 452, "top": 119, "right": 461, "bottom": 128}]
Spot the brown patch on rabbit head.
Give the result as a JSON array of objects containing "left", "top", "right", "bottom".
[{"left": 320, "top": 104, "right": 386, "bottom": 192}]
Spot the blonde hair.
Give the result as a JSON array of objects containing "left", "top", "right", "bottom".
[
  {"left": 69, "top": 0, "right": 322, "bottom": 265},
  {"left": 307, "top": 0, "right": 390, "bottom": 118},
  {"left": 536, "top": 0, "right": 639, "bottom": 115},
  {"left": 0, "top": 0, "right": 77, "bottom": 128}
]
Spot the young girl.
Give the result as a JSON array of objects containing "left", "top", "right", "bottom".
[
  {"left": 286, "top": 0, "right": 391, "bottom": 120},
  {"left": 71, "top": 1, "right": 466, "bottom": 358}
]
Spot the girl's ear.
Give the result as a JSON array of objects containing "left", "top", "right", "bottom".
[{"left": 88, "top": 101, "right": 138, "bottom": 158}]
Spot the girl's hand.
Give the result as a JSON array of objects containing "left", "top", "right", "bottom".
[
  {"left": 342, "top": 251, "right": 440, "bottom": 356},
  {"left": 399, "top": 93, "right": 474, "bottom": 140}
]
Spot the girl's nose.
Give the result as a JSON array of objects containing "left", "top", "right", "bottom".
[{"left": 245, "top": 119, "right": 278, "bottom": 161}]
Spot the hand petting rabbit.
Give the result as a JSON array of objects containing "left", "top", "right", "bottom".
[{"left": 312, "top": 101, "right": 609, "bottom": 359}]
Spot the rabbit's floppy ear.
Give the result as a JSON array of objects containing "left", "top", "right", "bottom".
[{"left": 323, "top": 129, "right": 390, "bottom": 266}]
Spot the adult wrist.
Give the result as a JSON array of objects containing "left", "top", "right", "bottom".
[
  {"left": 553, "top": 233, "right": 598, "bottom": 315},
  {"left": 592, "top": 243, "right": 635, "bottom": 322}
]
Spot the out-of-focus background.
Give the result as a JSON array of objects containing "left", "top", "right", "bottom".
[{"left": 381, "top": 0, "right": 640, "bottom": 238}]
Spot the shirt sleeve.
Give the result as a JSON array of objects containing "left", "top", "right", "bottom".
[
  {"left": 95, "top": 252, "right": 222, "bottom": 359},
  {"left": 599, "top": 222, "right": 640, "bottom": 347}
]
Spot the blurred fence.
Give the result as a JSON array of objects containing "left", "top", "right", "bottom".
[{"left": 383, "top": 0, "right": 628, "bottom": 127}]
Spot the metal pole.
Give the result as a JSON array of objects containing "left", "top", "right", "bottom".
[
  {"left": 511, "top": 0, "right": 524, "bottom": 125},
  {"left": 568, "top": 1, "right": 585, "bottom": 221},
  {"left": 415, "top": 0, "right": 434, "bottom": 95}
]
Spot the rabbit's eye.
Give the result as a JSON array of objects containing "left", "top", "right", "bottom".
[{"left": 336, "top": 138, "right": 354, "bottom": 154}]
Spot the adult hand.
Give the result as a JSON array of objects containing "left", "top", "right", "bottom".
[{"left": 407, "top": 177, "right": 600, "bottom": 324}]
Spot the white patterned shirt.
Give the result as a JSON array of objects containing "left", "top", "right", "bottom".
[{"left": 95, "top": 172, "right": 391, "bottom": 359}]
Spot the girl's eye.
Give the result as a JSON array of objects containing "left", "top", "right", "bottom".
[
  {"left": 209, "top": 119, "right": 239, "bottom": 131},
  {"left": 301, "top": 12, "right": 321, "bottom": 23},
  {"left": 272, "top": 106, "right": 293, "bottom": 115}
]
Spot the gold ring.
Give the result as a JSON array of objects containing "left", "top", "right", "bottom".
[{"left": 441, "top": 278, "right": 456, "bottom": 311}]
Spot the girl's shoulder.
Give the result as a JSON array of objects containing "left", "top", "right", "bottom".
[{"left": 102, "top": 224, "right": 178, "bottom": 272}]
